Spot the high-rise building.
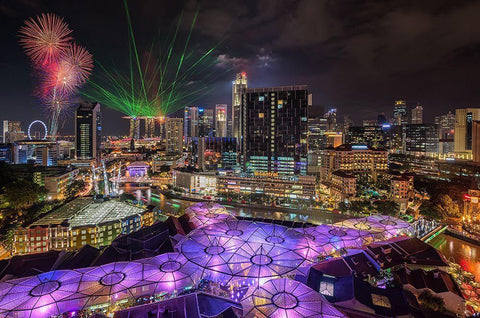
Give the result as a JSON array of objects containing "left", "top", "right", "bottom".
[
  {"left": 75, "top": 103, "right": 101, "bottom": 160},
  {"left": 129, "top": 117, "right": 140, "bottom": 140},
  {"left": 347, "top": 126, "right": 385, "bottom": 148},
  {"left": 190, "top": 137, "right": 237, "bottom": 171},
  {"left": 242, "top": 85, "right": 310, "bottom": 175},
  {"left": 165, "top": 117, "right": 183, "bottom": 154},
  {"left": 324, "top": 109, "right": 337, "bottom": 131},
  {"left": 454, "top": 108, "right": 480, "bottom": 159},
  {"left": 215, "top": 104, "right": 228, "bottom": 137},
  {"left": 411, "top": 105, "right": 423, "bottom": 124},
  {"left": 3, "top": 120, "right": 22, "bottom": 143},
  {"left": 307, "top": 117, "right": 328, "bottom": 152},
  {"left": 198, "top": 108, "right": 214, "bottom": 137},
  {"left": 435, "top": 111, "right": 455, "bottom": 139},
  {"left": 145, "top": 117, "right": 155, "bottom": 138},
  {"left": 393, "top": 100, "right": 408, "bottom": 126},
  {"left": 402, "top": 124, "right": 438, "bottom": 156},
  {"left": 232, "top": 72, "right": 247, "bottom": 141},
  {"left": 184, "top": 106, "right": 199, "bottom": 138}
]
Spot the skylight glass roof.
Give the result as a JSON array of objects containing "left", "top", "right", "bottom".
[{"left": 241, "top": 277, "right": 347, "bottom": 318}]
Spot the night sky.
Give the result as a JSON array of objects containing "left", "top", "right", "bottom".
[{"left": 2, "top": 0, "right": 480, "bottom": 135}]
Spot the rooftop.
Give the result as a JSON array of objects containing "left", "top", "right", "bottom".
[{"left": 30, "top": 197, "right": 146, "bottom": 228}]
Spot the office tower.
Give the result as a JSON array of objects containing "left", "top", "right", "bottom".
[
  {"left": 403, "top": 124, "right": 438, "bottom": 156},
  {"left": 198, "top": 108, "right": 214, "bottom": 137},
  {"left": 411, "top": 104, "right": 423, "bottom": 124},
  {"left": 129, "top": 117, "right": 140, "bottom": 140},
  {"left": 454, "top": 108, "right": 480, "bottom": 159},
  {"left": 232, "top": 72, "right": 247, "bottom": 141},
  {"left": 190, "top": 137, "right": 237, "bottom": 171},
  {"left": 145, "top": 117, "right": 155, "bottom": 138},
  {"left": 3, "top": 120, "right": 22, "bottom": 143},
  {"left": 307, "top": 117, "right": 328, "bottom": 152},
  {"left": 324, "top": 109, "right": 337, "bottom": 131},
  {"left": 215, "top": 104, "right": 228, "bottom": 137},
  {"left": 165, "top": 117, "right": 183, "bottom": 154},
  {"left": 242, "top": 85, "right": 310, "bottom": 175},
  {"left": 184, "top": 106, "right": 199, "bottom": 138},
  {"left": 35, "top": 145, "right": 58, "bottom": 166},
  {"left": 393, "top": 100, "right": 408, "bottom": 125},
  {"left": 347, "top": 126, "right": 385, "bottom": 148},
  {"left": 435, "top": 111, "right": 455, "bottom": 139},
  {"left": 75, "top": 102, "right": 101, "bottom": 160}
]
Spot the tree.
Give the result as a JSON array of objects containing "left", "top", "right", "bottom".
[
  {"left": 64, "top": 179, "right": 86, "bottom": 198},
  {"left": 436, "top": 194, "right": 461, "bottom": 218},
  {"left": 373, "top": 200, "right": 399, "bottom": 216},
  {"left": 419, "top": 201, "right": 444, "bottom": 220},
  {"left": 3, "top": 180, "right": 47, "bottom": 210},
  {"left": 417, "top": 290, "right": 445, "bottom": 313}
]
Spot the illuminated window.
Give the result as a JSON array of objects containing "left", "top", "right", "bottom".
[{"left": 259, "top": 113, "right": 264, "bottom": 118}]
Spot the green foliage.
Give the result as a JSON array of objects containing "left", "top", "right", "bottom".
[
  {"left": 435, "top": 194, "right": 461, "bottom": 218},
  {"left": 373, "top": 200, "right": 400, "bottom": 216},
  {"left": 3, "top": 180, "right": 47, "bottom": 210},
  {"left": 419, "top": 201, "right": 444, "bottom": 220},
  {"left": 64, "top": 179, "right": 86, "bottom": 199}
]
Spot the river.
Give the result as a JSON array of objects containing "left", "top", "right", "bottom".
[{"left": 430, "top": 234, "right": 480, "bottom": 282}]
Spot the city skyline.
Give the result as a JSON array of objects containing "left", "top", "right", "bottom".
[
  {"left": 1, "top": 2, "right": 480, "bottom": 316},
  {"left": 3, "top": 1, "right": 480, "bottom": 135}
]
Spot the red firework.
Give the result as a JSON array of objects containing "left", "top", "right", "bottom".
[
  {"left": 39, "top": 60, "right": 78, "bottom": 96},
  {"left": 61, "top": 43, "right": 93, "bottom": 85},
  {"left": 18, "top": 13, "right": 73, "bottom": 66}
]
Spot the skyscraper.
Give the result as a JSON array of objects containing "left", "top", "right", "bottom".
[
  {"left": 347, "top": 126, "right": 386, "bottom": 148},
  {"left": 393, "top": 100, "right": 408, "bottom": 125},
  {"left": 184, "top": 106, "right": 199, "bottom": 138},
  {"left": 215, "top": 104, "right": 228, "bottom": 137},
  {"left": 324, "top": 109, "right": 337, "bottom": 131},
  {"left": 454, "top": 108, "right": 480, "bottom": 159},
  {"left": 3, "top": 120, "right": 22, "bottom": 143},
  {"left": 411, "top": 104, "right": 423, "bottom": 124},
  {"left": 435, "top": 111, "right": 455, "bottom": 139},
  {"left": 75, "top": 102, "right": 101, "bottom": 160},
  {"left": 129, "top": 117, "right": 140, "bottom": 140},
  {"left": 145, "top": 117, "right": 155, "bottom": 138},
  {"left": 232, "top": 72, "right": 247, "bottom": 141},
  {"left": 242, "top": 85, "right": 310, "bottom": 175},
  {"left": 198, "top": 108, "right": 214, "bottom": 137},
  {"left": 307, "top": 117, "right": 328, "bottom": 152},
  {"left": 165, "top": 117, "right": 183, "bottom": 154},
  {"left": 402, "top": 124, "right": 438, "bottom": 156}
]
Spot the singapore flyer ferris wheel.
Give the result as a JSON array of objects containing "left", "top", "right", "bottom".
[{"left": 28, "top": 120, "right": 48, "bottom": 140}]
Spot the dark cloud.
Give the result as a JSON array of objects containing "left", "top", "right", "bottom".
[{"left": 2, "top": 0, "right": 480, "bottom": 134}]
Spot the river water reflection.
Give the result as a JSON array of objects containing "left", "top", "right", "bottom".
[{"left": 430, "top": 234, "right": 480, "bottom": 282}]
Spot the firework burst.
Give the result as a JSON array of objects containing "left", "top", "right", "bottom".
[
  {"left": 18, "top": 13, "right": 73, "bottom": 66},
  {"left": 61, "top": 43, "right": 94, "bottom": 85},
  {"left": 19, "top": 13, "right": 93, "bottom": 139}
]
